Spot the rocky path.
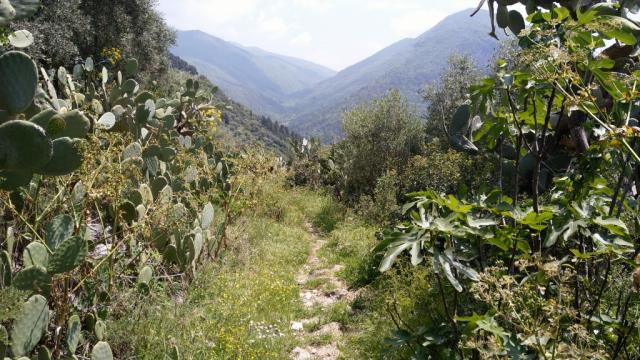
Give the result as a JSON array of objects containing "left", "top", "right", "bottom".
[{"left": 289, "top": 224, "right": 357, "bottom": 360}]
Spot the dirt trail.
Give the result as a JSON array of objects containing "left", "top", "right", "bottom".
[{"left": 289, "top": 224, "right": 357, "bottom": 360}]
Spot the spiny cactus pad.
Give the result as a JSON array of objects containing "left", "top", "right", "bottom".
[
  {"left": 47, "top": 236, "right": 87, "bottom": 274},
  {"left": 0, "top": 120, "right": 52, "bottom": 171},
  {"left": 45, "top": 214, "right": 74, "bottom": 250},
  {"left": 58, "top": 111, "right": 90, "bottom": 139},
  {"left": 200, "top": 203, "right": 214, "bottom": 229},
  {"left": 0, "top": 170, "right": 33, "bottom": 190},
  {"left": 23, "top": 242, "right": 49, "bottom": 268},
  {"left": 10, "top": 294, "right": 49, "bottom": 356},
  {"left": 138, "top": 266, "right": 152, "bottom": 284},
  {"left": 94, "top": 320, "right": 106, "bottom": 341},
  {"left": 0, "top": 51, "right": 38, "bottom": 113},
  {"left": 12, "top": 265, "right": 51, "bottom": 294},
  {"left": 66, "top": 314, "right": 81, "bottom": 353},
  {"left": 37, "top": 137, "right": 83, "bottom": 176},
  {"left": 91, "top": 341, "right": 113, "bottom": 360}
]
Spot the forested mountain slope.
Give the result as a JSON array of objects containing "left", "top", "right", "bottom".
[
  {"left": 284, "top": 9, "right": 497, "bottom": 140},
  {"left": 172, "top": 30, "right": 336, "bottom": 118}
]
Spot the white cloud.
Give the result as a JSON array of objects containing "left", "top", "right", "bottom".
[
  {"left": 157, "top": 0, "right": 503, "bottom": 70},
  {"left": 390, "top": 9, "right": 447, "bottom": 38},
  {"left": 367, "top": 0, "right": 421, "bottom": 10},
  {"left": 258, "top": 15, "right": 290, "bottom": 37},
  {"left": 291, "top": 32, "right": 312, "bottom": 46},
  {"left": 159, "top": 0, "right": 258, "bottom": 24},
  {"left": 292, "top": 0, "right": 335, "bottom": 12}
]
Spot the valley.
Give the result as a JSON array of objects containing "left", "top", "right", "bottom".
[{"left": 172, "top": 9, "right": 497, "bottom": 141}]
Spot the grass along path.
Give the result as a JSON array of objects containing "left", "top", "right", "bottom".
[
  {"left": 112, "top": 178, "right": 374, "bottom": 359},
  {"left": 112, "top": 174, "right": 418, "bottom": 359}
]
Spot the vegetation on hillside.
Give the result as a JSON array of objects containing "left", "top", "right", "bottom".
[
  {"left": 2, "top": 0, "right": 640, "bottom": 359},
  {"left": 290, "top": 1, "right": 640, "bottom": 358}
]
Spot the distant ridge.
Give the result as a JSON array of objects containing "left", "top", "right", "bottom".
[
  {"left": 172, "top": 9, "right": 498, "bottom": 141},
  {"left": 171, "top": 30, "right": 336, "bottom": 118},
  {"left": 283, "top": 9, "right": 497, "bottom": 141}
]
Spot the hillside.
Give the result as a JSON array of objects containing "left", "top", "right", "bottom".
[
  {"left": 284, "top": 9, "right": 497, "bottom": 140},
  {"left": 172, "top": 30, "right": 336, "bottom": 118}
]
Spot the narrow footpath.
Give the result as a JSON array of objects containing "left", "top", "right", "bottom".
[{"left": 289, "top": 223, "right": 358, "bottom": 360}]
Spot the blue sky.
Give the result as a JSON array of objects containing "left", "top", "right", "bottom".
[{"left": 157, "top": 0, "right": 486, "bottom": 71}]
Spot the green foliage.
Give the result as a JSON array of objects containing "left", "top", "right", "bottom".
[
  {"left": 0, "top": 51, "right": 38, "bottom": 113},
  {"left": 66, "top": 315, "right": 81, "bottom": 354},
  {"left": 376, "top": 1, "right": 640, "bottom": 358},
  {"left": 47, "top": 236, "right": 87, "bottom": 274},
  {"left": 340, "top": 90, "right": 422, "bottom": 199},
  {"left": 16, "top": 0, "right": 174, "bottom": 77},
  {"left": 423, "top": 53, "right": 482, "bottom": 141},
  {"left": 11, "top": 295, "right": 49, "bottom": 356},
  {"left": 312, "top": 199, "right": 345, "bottom": 234},
  {"left": 0, "top": 9, "right": 240, "bottom": 358}
]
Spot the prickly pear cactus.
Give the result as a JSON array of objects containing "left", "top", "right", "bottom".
[
  {"left": 45, "top": 214, "right": 74, "bottom": 250},
  {"left": 0, "top": 51, "right": 38, "bottom": 113},
  {"left": 37, "top": 346, "right": 51, "bottom": 360},
  {"left": 11, "top": 294, "right": 49, "bottom": 356},
  {"left": 0, "top": 120, "right": 52, "bottom": 171},
  {"left": 22, "top": 242, "right": 49, "bottom": 268},
  {"left": 12, "top": 265, "right": 51, "bottom": 294},
  {"left": 37, "top": 137, "right": 83, "bottom": 176},
  {"left": 90, "top": 341, "right": 113, "bottom": 360},
  {"left": 94, "top": 320, "right": 106, "bottom": 341},
  {"left": 66, "top": 314, "right": 81, "bottom": 353},
  {"left": 0, "top": 250, "right": 11, "bottom": 287},
  {"left": 47, "top": 236, "right": 87, "bottom": 274},
  {"left": 58, "top": 110, "right": 90, "bottom": 139},
  {"left": 200, "top": 203, "right": 214, "bottom": 229},
  {"left": 0, "top": 324, "right": 7, "bottom": 356}
]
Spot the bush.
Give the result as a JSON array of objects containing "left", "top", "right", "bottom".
[{"left": 340, "top": 90, "right": 422, "bottom": 201}]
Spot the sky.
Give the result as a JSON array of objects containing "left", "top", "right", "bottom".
[{"left": 156, "top": 0, "right": 487, "bottom": 71}]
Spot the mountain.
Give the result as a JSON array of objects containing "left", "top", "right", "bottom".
[
  {"left": 172, "top": 9, "right": 498, "bottom": 142},
  {"left": 284, "top": 9, "right": 498, "bottom": 141},
  {"left": 171, "top": 30, "right": 337, "bottom": 117}
]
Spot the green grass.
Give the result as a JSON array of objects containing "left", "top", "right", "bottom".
[
  {"left": 319, "top": 222, "right": 381, "bottom": 288},
  {"left": 111, "top": 177, "right": 431, "bottom": 360},
  {"left": 111, "top": 179, "right": 329, "bottom": 359}
]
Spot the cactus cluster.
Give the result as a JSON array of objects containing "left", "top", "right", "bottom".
[{"left": 0, "top": 10, "right": 236, "bottom": 358}]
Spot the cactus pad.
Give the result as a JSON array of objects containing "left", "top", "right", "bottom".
[
  {"left": 66, "top": 314, "right": 81, "bottom": 353},
  {"left": 47, "top": 236, "right": 87, "bottom": 274},
  {"left": 0, "top": 324, "right": 7, "bottom": 356},
  {"left": 0, "top": 170, "right": 33, "bottom": 190},
  {"left": 1, "top": 250, "right": 11, "bottom": 287},
  {"left": 12, "top": 265, "right": 51, "bottom": 294},
  {"left": 23, "top": 242, "right": 49, "bottom": 268},
  {"left": 200, "top": 203, "right": 214, "bottom": 229},
  {"left": 45, "top": 214, "right": 74, "bottom": 250},
  {"left": 11, "top": 0, "right": 41, "bottom": 20},
  {"left": 10, "top": 294, "right": 49, "bottom": 356},
  {"left": 138, "top": 266, "right": 152, "bottom": 284},
  {"left": 0, "top": 51, "right": 38, "bottom": 113},
  {"left": 59, "top": 110, "right": 90, "bottom": 139},
  {"left": 90, "top": 341, "right": 113, "bottom": 360},
  {"left": 0, "top": 120, "right": 52, "bottom": 171},
  {"left": 37, "top": 137, "right": 83, "bottom": 176}
]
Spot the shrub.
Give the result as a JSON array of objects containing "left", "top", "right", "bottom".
[{"left": 340, "top": 90, "right": 422, "bottom": 201}]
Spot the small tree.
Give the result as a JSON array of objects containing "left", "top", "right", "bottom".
[
  {"left": 423, "top": 53, "right": 481, "bottom": 141},
  {"left": 340, "top": 90, "right": 422, "bottom": 200}
]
